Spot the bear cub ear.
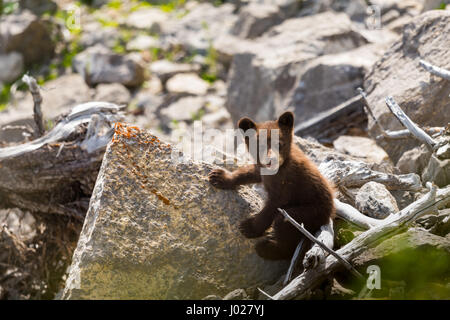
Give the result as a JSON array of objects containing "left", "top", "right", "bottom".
[
  {"left": 278, "top": 111, "right": 294, "bottom": 129},
  {"left": 238, "top": 117, "right": 256, "bottom": 132}
]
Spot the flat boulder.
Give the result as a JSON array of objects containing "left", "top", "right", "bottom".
[{"left": 62, "top": 129, "right": 286, "bottom": 299}]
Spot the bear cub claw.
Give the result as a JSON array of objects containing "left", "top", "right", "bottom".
[{"left": 208, "top": 168, "right": 233, "bottom": 189}]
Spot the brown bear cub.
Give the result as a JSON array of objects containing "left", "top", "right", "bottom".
[{"left": 209, "top": 111, "right": 335, "bottom": 260}]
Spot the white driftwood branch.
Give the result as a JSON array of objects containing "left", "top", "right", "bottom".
[
  {"left": 334, "top": 199, "right": 381, "bottom": 229},
  {"left": 284, "top": 239, "right": 305, "bottom": 286},
  {"left": 358, "top": 88, "right": 389, "bottom": 138},
  {"left": 273, "top": 183, "right": 450, "bottom": 300},
  {"left": 0, "top": 102, "right": 122, "bottom": 160},
  {"left": 419, "top": 59, "right": 450, "bottom": 81},
  {"left": 278, "top": 209, "right": 363, "bottom": 280},
  {"left": 22, "top": 74, "right": 45, "bottom": 137},
  {"left": 257, "top": 287, "right": 274, "bottom": 300},
  {"left": 376, "top": 127, "right": 444, "bottom": 140},
  {"left": 319, "top": 159, "right": 422, "bottom": 192},
  {"left": 303, "top": 219, "right": 334, "bottom": 270},
  {"left": 385, "top": 96, "right": 436, "bottom": 149}
]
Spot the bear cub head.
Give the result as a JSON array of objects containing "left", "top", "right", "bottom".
[{"left": 237, "top": 111, "right": 294, "bottom": 173}]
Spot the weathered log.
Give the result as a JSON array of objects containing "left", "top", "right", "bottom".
[
  {"left": 272, "top": 183, "right": 450, "bottom": 300},
  {"left": 319, "top": 158, "right": 422, "bottom": 192},
  {"left": 0, "top": 102, "right": 123, "bottom": 220}
]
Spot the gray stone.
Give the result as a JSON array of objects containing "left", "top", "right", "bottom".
[
  {"left": 422, "top": 154, "right": 450, "bottom": 187},
  {"left": 0, "top": 52, "right": 23, "bottom": 83},
  {"left": 333, "top": 135, "right": 390, "bottom": 164},
  {"left": 355, "top": 181, "right": 399, "bottom": 219},
  {"left": 160, "top": 96, "right": 205, "bottom": 122},
  {"left": 166, "top": 73, "right": 209, "bottom": 96},
  {"left": 19, "top": 0, "right": 57, "bottom": 15},
  {"left": 225, "top": 12, "right": 380, "bottom": 125},
  {"left": 126, "top": 35, "right": 160, "bottom": 51},
  {"left": 94, "top": 83, "right": 131, "bottom": 106},
  {"left": 0, "top": 10, "right": 55, "bottom": 65},
  {"left": 73, "top": 45, "right": 145, "bottom": 87},
  {"left": 416, "top": 209, "right": 450, "bottom": 237},
  {"left": 61, "top": 130, "right": 286, "bottom": 299},
  {"left": 0, "top": 208, "right": 36, "bottom": 241},
  {"left": 364, "top": 10, "right": 450, "bottom": 162},
  {"left": 150, "top": 60, "right": 201, "bottom": 84},
  {"left": 396, "top": 144, "right": 431, "bottom": 175},
  {"left": 124, "top": 8, "right": 168, "bottom": 33},
  {"left": 436, "top": 143, "right": 450, "bottom": 160},
  {"left": 79, "top": 22, "right": 120, "bottom": 49},
  {"left": 160, "top": 3, "right": 238, "bottom": 53},
  {"left": 231, "top": 3, "right": 289, "bottom": 39}
]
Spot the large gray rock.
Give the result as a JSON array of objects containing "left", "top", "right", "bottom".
[
  {"left": 73, "top": 45, "right": 145, "bottom": 87},
  {"left": 62, "top": 130, "right": 286, "bottom": 299},
  {"left": 0, "top": 52, "right": 24, "bottom": 83},
  {"left": 364, "top": 10, "right": 450, "bottom": 163},
  {"left": 0, "top": 10, "right": 55, "bottom": 65},
  {"left": 160, "top": 3, "right": 238, "bottom": 54},
  {"left": 231, "top": 1, "right": 297, "bottom": 39},
  {"left": 225, "top": 12, "right": 386, "bottom": 125}
]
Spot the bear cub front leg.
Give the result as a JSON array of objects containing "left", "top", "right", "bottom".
[
  {"left": 239, "top": 204, "right": 276, "bottom": 238},
  {"left": 208, "top": 165, "right": 261, "bottom": 190}
]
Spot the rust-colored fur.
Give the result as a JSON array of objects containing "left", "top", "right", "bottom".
[{"left": 209, "top": 111, "right": 335, "bottom": 260}]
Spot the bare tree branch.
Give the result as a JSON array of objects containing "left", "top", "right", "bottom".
[
  {"left": 419, "top": 59, "right": 450, "bottom": 81},
  {"left": 22, "top": 74, "right": 45, "bottom": 137},
  {"left": 284, "top": 239, "right": 305, "bottom": 286},
  {"left": 385, "top": 96, "right": 436, "bottom": 150},
  {"left": 278, "top": 208, "right": 364, "bottom": 280}
]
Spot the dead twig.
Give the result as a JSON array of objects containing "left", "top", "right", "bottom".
[
  {"left": 22, "top": 75, "right": 45, "bottom": 137},
  {"left": 277, "top": 208, "right": 364, "bottom": 280},
  {"left": 284, "top": 239, "right": 305, "bottom": 286},
  {"left": 385, "top": 96, "right": 436, "bottom": 150},
  {"left": 419, "top": 59, "right": 450, "bottom": 81}
]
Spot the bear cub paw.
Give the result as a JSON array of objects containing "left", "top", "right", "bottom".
[
  {"left": 208, "top": 168, "right": 234, "bottom": 189},
  {"left": 239, "top": 217, "right": 265, "bottom": 239}
]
